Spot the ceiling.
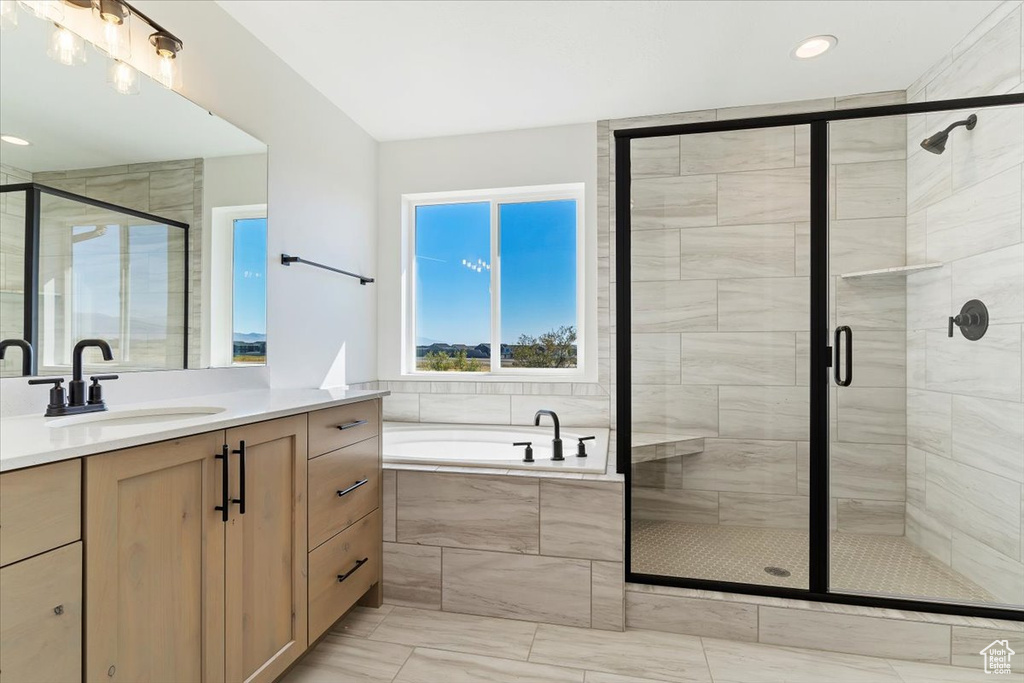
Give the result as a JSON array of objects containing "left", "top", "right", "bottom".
[
  {"left": 0, "top": 10, "right": 265, "bottom": 173},
  {"left": 218, "top": 0, "right": 1000, "bottom": 141}
]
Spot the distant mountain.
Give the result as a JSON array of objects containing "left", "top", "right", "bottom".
[{"left": 234, "top": 332, "right": 266, "bottom": 343}]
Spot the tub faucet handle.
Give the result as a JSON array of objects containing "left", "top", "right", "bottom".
[
  {"left": 513, "top": 441, "right": 534, "bottom": 463},
  {"left": 576, "top": 436, "right": 596, "bottom": 458}
]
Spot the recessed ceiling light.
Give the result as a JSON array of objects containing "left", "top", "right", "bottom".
[
  {"left": 0, "top": 134, "right": 31, "bottom": 146},
  {"left": 791, "top": 35, "right": 838, "bottom": 60}
]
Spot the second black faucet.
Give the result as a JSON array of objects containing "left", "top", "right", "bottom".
[{"left": 534, "top": 409, "right": 563, "bottom": 461}]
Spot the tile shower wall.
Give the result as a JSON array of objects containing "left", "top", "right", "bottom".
[
  {"left": 609, "top": 93, "right": 908, "bottom": 534},
  {"left": 0, "top": 164, "right": 32, "bottom": 377},
  {"left": 33, "top": 159, "right": 204, "bottom": 369},
  {"left": 903, "top": 1, "right": 1024, "bottom": 605}
]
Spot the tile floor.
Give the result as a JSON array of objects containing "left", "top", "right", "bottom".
[
  {"left": 632, "top": 521, "right": 995, "bottom": 603},
  {"left": 282, "top": 604, "right": 1021, "bottom": 683}
]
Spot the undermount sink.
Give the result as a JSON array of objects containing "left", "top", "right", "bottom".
[{"left": 48, "top": 406, "right": 226, "bottom": 428}]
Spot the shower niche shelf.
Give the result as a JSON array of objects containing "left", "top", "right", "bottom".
[{"left": 839, "top": 263, "right": 943, "bottom": 280}]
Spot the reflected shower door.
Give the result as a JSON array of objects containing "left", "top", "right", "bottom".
[
  {"left": 629, "top": 125, "right": 812, "bottom": 588},
  {"left": 828, "top": 105, "right": 1024, "bottom": 609}
]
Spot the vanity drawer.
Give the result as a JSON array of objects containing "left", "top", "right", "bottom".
[
  {"left": 308, "top": 399, "right": 379, "bottom": 458},
  {"left": 0, "top": 541, "right": 82, "bottom": 683},
  {"left": 308, "top": 509, "right": 380, "bottom": 640},
  {"left": 308, "top": 437, "right": 380, "bottom": 549},
  {"left": 0, "top": 459, "right": 81, "bottom": 567}
]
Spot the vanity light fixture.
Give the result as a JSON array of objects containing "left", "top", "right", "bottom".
[
  {"left": 17, "top": 0, "right": 63, "bottom": 22},
  {"left": 47, "top": 22, "right": 86, "bottom": 65},
  {"left": 107, "top": 58, "right": 139, "bottom": 95},
  {"left": 92, "top": 0, "right": 130, "bottom": 60},
  {"left": 791, "top": 34, "right": 837, "bottom": 60},
  {"left": 150, "top": 29, "right": 181, "bottom": 89},
  {"left": 0, "top": 0, "right": 18, "bottom": 31},
  {"left": 0, "top": 134, "right": 32, "bottom": 145}
]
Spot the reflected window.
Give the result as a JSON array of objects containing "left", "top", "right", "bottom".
[{"left": 231, "top": 217, "right": 267, "bottom": 364}]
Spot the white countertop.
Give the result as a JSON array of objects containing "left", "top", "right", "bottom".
[{"left": 0, "top": 388, "right": 389, "bottom": 472}]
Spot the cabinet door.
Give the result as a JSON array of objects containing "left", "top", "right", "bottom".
[
  {"left": 225, "top": 415, "right": 307, "bottom": 683},
  {"left": 85, "top": 431, "right": 226, "bottom": 683}
]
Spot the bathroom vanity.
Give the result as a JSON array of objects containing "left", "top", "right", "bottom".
[{"left": 0, "top": 389, "right": 386, "bottom": 683}]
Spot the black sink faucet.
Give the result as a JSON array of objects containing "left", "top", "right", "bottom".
[
  {"left": 0, "top": 339, "right": 34, "bottom": 376},
  {"left": 534, "top": 409, "right": 564, "bottom": 461},
  {"left": 70, "top": 339, "right": 114, "bottom": 407}
]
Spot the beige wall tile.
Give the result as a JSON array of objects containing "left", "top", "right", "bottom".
[
  {"left": 835, "top": 160, "right": 906, "bottom": 220},
  {"left": 384, "top": 393, "right": 420, "bottom": 422},
  {"left": 926, "top": 325, "right": 1022, "bottom": 402},
  {"left": 906, "top": 502, "right": 953, "bottom": 566},
  {"left": 717, "top": 278, "right": 808, "bottom": 332},
  {"left": 836, "top": 499, "right": 905, "bottom": 535},
  {"left": 952, "top": 243, "right": 1024, "bottom": 325},
  {"left": 927, "top": 6, "right": 1022, "bottom": 100},
  {"left": 630, "top": 385, "right": 719, "bottom": 436},
  {"left": 591, "top": 561, "right": 624, "bottom": 631},
  {"left": 837, "top": 388, "right": 906, "bottom": 445},
  {"left": 682, "top": 439, "right": 797, "bottom": 495},
  {"left": 396, "top": 471, "right": 539, "bottom": 553},
  {"left": 383, "top": 470, "right": 397, "bottom": 542},
  {"left": 830, "top": 217, "right": 907, "bottom": 275},
  {"left": 719, "top": 386, "right": 808, "bottom": 441},
  {"left": 631, "top": 333, "right": 681, "bottom": 384},
  {"left": 678, "top": 224, "right": 796, "bottom": 279},
  {"left": 926, "top": 165, "right": 1021, "bottom": 263},
  {"left": 540, "top": 480, "right": 623, "bottom": 561},
  {"left": 717, "top": 168, "right": 809, "bottom": 225},
  {"left": 442, "top": 548, "right": 591, "bottom": 626},
  {"left": 419, "top": 394, "right": 512, "bottom": 424},
  {"left": 831, "top": 443, "right": 906, "bottom": 501},
  {"left": 510, "top": 395, "right": 610, "bottom": 427},
  {"left": 631, "top": 280, "right": 718, "bottom": 332},
  {"left": 630, "top": 175, "right": 717, "bottom": 230},
  {"left": 952, "top": 104, "right": 1024, "bottom": 191},
  {"left": 718, "top": 492, "right": 807, "bottom": 529},
  {"left": 631, "top": 137, "right": 679, "bottom": 178},
  {"left": 677, "top": 127, "right": 794, "bottom": 176},
  {"left": 383, "top": 542, "right": 442, "bottom": 610},
  {"left": 758, "top": 607, "right": 951, "bottom": 663},
  {"left": 631, "top": 487, "right": 718, "bottom": 525},
  {"left": 950, "top": 531, "right": 1024, "bottom": 606},
  {"left": 847, "top": 331, "right": 906, "bottom": 387},
  {"left": 680, "top": 332, "right": 796, "bottom": 386},
  {"left": 952, "top": 395, "right": 1024, "bottom": 483},
  {"left": 830, "top": 116, "right": 907, "bottom": 164},
  {"left": 631, "top": 229, "right": 680, "bottom": 281},
  {"left": 625, "top": 590, "right": 758, "bottom": 642},
  {"left": 907, "top": 389, "right": 952, "bottom": 457}
]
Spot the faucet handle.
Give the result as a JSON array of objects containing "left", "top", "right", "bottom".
[
  {"left": 576, "top": 435, "right": 596, "bottom": 458},
  {"left": 513, "top": 441, "right": 534, "bottom": 463},
  {"left": 28, "top": 377, "right": 67, "bottom": 415},
  {"left": 87, "top": 375, "right": 119, "bottom": 406}
]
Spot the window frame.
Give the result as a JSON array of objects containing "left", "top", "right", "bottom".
[{"left": 402, "top": 183, "right": 586, "bottom": 380}]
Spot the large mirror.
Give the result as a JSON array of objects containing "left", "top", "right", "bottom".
[{"left": 0, "top": 5, "right": 268, "bottom": 377}]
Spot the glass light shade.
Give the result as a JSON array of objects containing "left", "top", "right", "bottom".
[
  {"left": 92, "top": 0, "right": 129, "bottom": 59},
  {"left": 18, "top": 0, "right": 62, "bottom": 21},
  {"left": 107, "top": 58, "right": 139, "bottom": 95},
  {"left": 48, "top": 24, "right": 87, "bottom": 66},
  {"left": 154, "top": 52, "right": 181, "bottom": 89},
  {"left": 0, "top": 1, "right": 18, "bottom": 31}
]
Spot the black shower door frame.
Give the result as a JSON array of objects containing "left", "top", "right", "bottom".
[{"left": 614, "top": 92, "right": 1024, "bottom": 622}]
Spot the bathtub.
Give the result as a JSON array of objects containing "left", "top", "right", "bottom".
[{"left": 382, "top": 422, "right": 610, "bottom": 473}]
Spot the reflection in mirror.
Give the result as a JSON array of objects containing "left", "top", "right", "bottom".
[{"left": 0, "top": 4, "right": 268, "bottom": 377}]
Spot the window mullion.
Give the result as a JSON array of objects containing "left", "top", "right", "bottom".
[{"left": 490, "top": 199, "right": 501, "bottom": 374}]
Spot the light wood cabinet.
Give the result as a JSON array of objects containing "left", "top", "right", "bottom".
[
  {"left": 308, "top": 436, "right": 380, "bottom": 550},
  {"left": 0, "top": 458, "right": 80, "bottom": 567},
  {"left": 84, "top": 431, "right": 226, "bottom": 683},
  {"left": 224, "top": 415, "right": 308, "bottom": 683},
  {"left": 0, "top": 542, "right": 82, "bottom": 683}
]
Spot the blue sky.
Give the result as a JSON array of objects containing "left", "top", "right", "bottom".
[
  {"left": 233, "top": 217, "right": 267, "bottom": 337},
  {"left": 415, "top": 200, "right": 576, "bottom": 346}
]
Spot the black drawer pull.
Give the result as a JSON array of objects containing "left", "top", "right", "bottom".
[
  {"left": 214, "top": 444, "right": 229, "bottom": 522},
  {"left": 337, "top": 557, "right": 369, "bottom": 583},
  {"left": 335, "top": 419, "right": 368, "bottom": 431},
  {"left": 231, "top": 440, "right": 246, "bottom": 515},
  {"left": 337, "top": 479, "right": 369, "bottom": 497}
]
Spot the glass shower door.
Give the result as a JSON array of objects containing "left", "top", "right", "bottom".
[
  {"left": 828, "top": 105, "right": 1024, "bottom": 609},
  {"left": 628, "top": 125, "right": 812, "bottom": 588}
]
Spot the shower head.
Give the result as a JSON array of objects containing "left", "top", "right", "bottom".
[{"left": 920, "top": 113, "right": 977, "bottom": 155}]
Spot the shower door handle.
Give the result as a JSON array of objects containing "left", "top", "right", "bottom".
[{"left": 834, "top": 326, "right": 852, "bottom": 387}]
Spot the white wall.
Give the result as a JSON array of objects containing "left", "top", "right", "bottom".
[
  {"left": 1, "top": 1, "right": 379, "bottom": 415},
  {"left": 377, "top": 123, "right": 598, "bottom": 383}
]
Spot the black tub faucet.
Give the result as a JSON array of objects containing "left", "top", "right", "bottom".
[
  {"left": 0, "top": 338, "right": 34, "bottom": 376},
  {"left": 534, "top": 410, "right": 563, "bottom": 461},
  {"left": 70, "top": 339, "right": 114, "bottom": 407}
]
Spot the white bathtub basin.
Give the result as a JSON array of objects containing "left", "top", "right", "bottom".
[{"left": 383, "top": 422, "right": 610, "bottom": 473}]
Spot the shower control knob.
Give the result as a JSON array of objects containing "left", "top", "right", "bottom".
[
  {"left": 513, "top": 441, "right": 534, "bottom": 463},
  {"left": 948, "top": 299, "right": 989, "bottom": 341},
  {"left": 576, "top": 436, "right": 596, "bottom": 457}
]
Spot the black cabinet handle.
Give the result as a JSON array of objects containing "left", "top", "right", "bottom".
[
  {"left": 337, "top": 557, "right": 369, "bottom": 583},
  {"left": 335, "top": 420, "right": 368, "bottom": 431},
  {"left": 214, "top": 444, "right": 229, "bottom": 522},
  {"left": 834, "top": 326, "right": 852, "bottom": 387},
  {"left": 337, "top": 479, "right": 369, "bottom": 497},
  {"left": 231, "top": 440, "right": 246, "bottom": 514}
]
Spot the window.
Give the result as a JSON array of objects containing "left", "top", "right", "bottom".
[
  {"left": 209, "top": 205, "right": 267, "bottom": 366},
  {"left": 404, "top": 184, "right": 585, "bottom": 376}
]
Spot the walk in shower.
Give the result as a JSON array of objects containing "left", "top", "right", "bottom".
[{"left": 616, "top": 93, "right": 1024, "bottom": 619}]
